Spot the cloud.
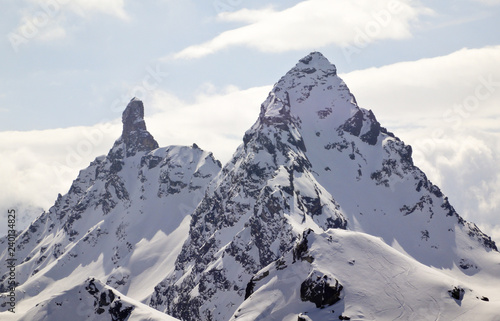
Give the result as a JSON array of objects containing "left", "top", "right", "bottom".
[
  {"left": 171, "top": 0, "right": 432, "bottom": 59},
  {"left": 9, "top": 12, "right": 69, "bottom": 48},
  {"left": 216, "top": 6, "right": 277, "bottom": 23},
  {"left": 405, "top": 129, "right": 500, "bottom": 239},
  {"left": 340, "top": 45, "right": 500, "bottom": 130},
  {"left": 69, "top": 0, "right": 129, "bottom": 20},
  {"left": 341, "top": 45, "right": 500, "bottom": 245},
  {"left": 145, "top": 85, "right": 271, "bottom": 163}
]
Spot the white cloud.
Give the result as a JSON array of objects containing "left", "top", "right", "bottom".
[
  {"left": 340, "top": 45, "right": 500, "bottom": 130},
  {"left": 69, "top": 0, "right": 129, "bottom": 20},
  {"left": 407, "top": 130, "right": 500, "bottom": 232},
  {"left": 9, "top": 13, "right": 69, "bottom": 48},
  {"left": 145, "top": 85, "right": 271, "bottom": 163},
  {"left": 341, "top": 45, "right": 500, "bottom": 245},
  {"left": 217, "top": 6, "right": 277, "bottom": 23},
  {"left": 172, "top": 0, "right": 432, "bottom": 59}
]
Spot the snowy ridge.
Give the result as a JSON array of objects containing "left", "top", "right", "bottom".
[
  {"left": 232, "top": 229, "right": 500, "bottom": 321},
  {"left": 18, "top": 278, "right": 179, "bottom": 321},
  {"left": 0, "top": 99, "right": 221, "bottom": 317}
]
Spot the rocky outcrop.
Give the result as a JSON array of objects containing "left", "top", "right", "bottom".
[
  {"left": 300, "top": 272, "right": 343, "bottom": 308},
  {"left": 116, "top": 97, "right": 159, "bottom": 158},
  {"left": 85, "top": 278, "right": 134, "bottom": 320}
]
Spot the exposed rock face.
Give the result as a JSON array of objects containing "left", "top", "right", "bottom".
[
  {"left": 293, "top": 229, "right": 315, "bottom": 264},
  {"left": 449, "top": 286, "right": 465, "bottom": 301},
  {"left": 85, "top": 278, "right": 134, "bottom": 319},
  {"left": 229, "top": 228, "right": 500, "bottom": 321},
  {"left": 113, "top": 97, "right": 159, "bottom": 158},
  {"left": 15, "top": 278, "right": 178, "bottom": 321},
  {"left": 0, "top": 99, "right": 221, "bottom": 312},
  {"left": 300, "top": 272, "right": 343, "bottom": 308}
]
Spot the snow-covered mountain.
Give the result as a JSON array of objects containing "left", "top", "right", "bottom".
[
  {"left": 232, "top": 229, "right": 500, "bottom": 321},
  {"left": 2, "top": 52, "right": 499, "bottom": 321},
  {"left": 18, "top": 278, "right": 179, "bottom": 321},
  {"left": 149, "top": 52, "right": 499, "bottom": 321},
  {"left": 0, "top": 98, "right": 220, "bottom": 318}
]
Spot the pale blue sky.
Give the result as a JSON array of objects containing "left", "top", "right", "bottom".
[{"left": 1, "top": 0, "right": 499, "bottom": 130}]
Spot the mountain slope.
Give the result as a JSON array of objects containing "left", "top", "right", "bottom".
[
  {"left": 0, "top": 98, "right": 221, "bottom": 316},
  {"left": 18, "top": 278, "right": 180, "bottom": 321},
  {"left": 150, "top": 52, "right": 499, "bottom": 321},
  {"left": 232, "top": 229, "right": 500, "bottom": 321}
]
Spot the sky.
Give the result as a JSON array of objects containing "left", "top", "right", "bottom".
[{"left": 1, "top": 0, "right": 500, "bottom": 244}]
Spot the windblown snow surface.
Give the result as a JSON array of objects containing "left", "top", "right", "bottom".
[
  {"left": 18, "top": 278, "right": 179, "bottom": 321},
  {"left": 233, "top": 229, "right": 500, "bottom": 321}
]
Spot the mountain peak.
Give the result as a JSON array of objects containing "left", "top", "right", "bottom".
[
  {"left": 296, "top": 51, "right": 337, "bottom": 75},
  {"left": 255, "top": 51, "right": 354, "bottom": 132},
  {"left": 111, "top": 98, "right": 159, "bottom": 159},
  {"left": 122, "top": 97, "right": 149, "bottom": 137}
]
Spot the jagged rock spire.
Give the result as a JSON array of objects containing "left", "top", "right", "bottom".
[
  {"left": 110, "top": 98, "right": 159, "bottom": 159},
  {"left": 296, "top": 51, "right": 337, "bottom": 73}
]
